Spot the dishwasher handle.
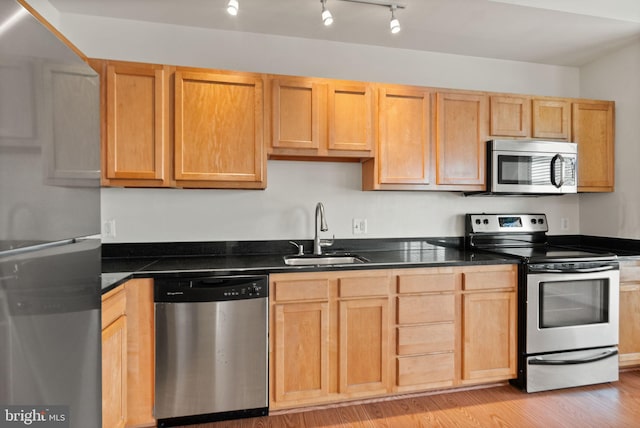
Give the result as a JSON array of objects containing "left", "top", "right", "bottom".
[{"left": 154, "top": 275, "right": 268, "bottom": 302}]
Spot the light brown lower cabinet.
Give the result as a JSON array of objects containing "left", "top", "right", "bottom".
[
  {"left": 269, "top": 264, "right": 517, "bottom": 411},
  {"left": 102, "top": 279, "right": 155, "bottom": 428},
  {"left": 619, "top": 260, "right": 640, "bottom": 368}
]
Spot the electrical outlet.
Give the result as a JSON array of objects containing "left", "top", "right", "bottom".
[
  {"left": 352, "top": 218, "right": 367, "bottom": 235},
  {"left": 560, "top": 218, "right": 569, "bottom": 231},
  {"left": 103, "top": 219, "right": 116, "bottom": 239}
]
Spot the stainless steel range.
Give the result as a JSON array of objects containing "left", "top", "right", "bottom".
[{"left": 466, "top": 213, "right": 619, "bottom": 393}]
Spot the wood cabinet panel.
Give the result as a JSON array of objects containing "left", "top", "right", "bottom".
[
  {"left": 435, "top": 92, "right": 487, "bottom": 188},
  {"left": 397, "top": 353, "right": 455, "bottom": 388},
  {"left": 490, "top": 95, "right": 530, "bottom": 137},
  {"left": 375, "top": 86, "right": 431, "bottom": 185},
  {"left": 397, "top": 272, "right": 456, "bottom": 294},
  {"left": 328, "top": 82, "right": 374, "bottom": 152},
  {"left": 572, "top": 101, "right": 614, "bottom": 192},
  {"left": 274, "top": 278, "right": 329, "bottom": 302},
  {"left": 102, "top": 286, "right": 126, "bottom": 329},
  {"left": 532, "top": 99, "right": 571, "bottom": 140},
  {"left": 462, "top": 266, "right": 517, "bottom": 291},
  {"left": 102, "top": 314, "right": 127, "bottom": 428},
  {"left": 174, "top": 70, "right": 265, "bottom": 188},
  {"left": 619, "top": 260, "right": 640, "bottom": 368},
  {"left": 273, "top": 302, "right": 330, "bottom": 404},
  {"left": 100, "top": 61, "right": 171, "bottom": 187},
  {"left": 461, "top": 291, "right": 516, "bottom": 383},
  {"left": 397, "top": 294, "right": 455, "bottom": 324},
  {"left": 271, "top": 78, "right": 320, "bottom": 150},
  {"left": 338, "top": 275, "right": 389, "bottom": 297},
  {"left": 339, "top": 298, "right": 389, "bottom": 395},
  {"left": 397, "top": 323, "right": 455, "bottom": 355}
]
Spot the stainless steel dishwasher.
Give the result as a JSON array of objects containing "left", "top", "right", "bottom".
[{"left": 154, "top": 275, "right": 268, "bottom": 427}]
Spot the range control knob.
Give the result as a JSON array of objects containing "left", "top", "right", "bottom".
[
  {"left": 538, "top": 218, "right": 545, "bottom": 224},
  {"left": 531, "top": 218, "right": 537, "bottom": 224},
  {"left": 475, "top": 219, "right": 481, "bottom": 225},
  {"left": 483, "top": 219, "right": 489, "bottom": 225}
]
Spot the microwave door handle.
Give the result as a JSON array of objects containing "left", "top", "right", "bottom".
[
  {"left": 529, "top": 349, "right": 618, "bottom": 366},
  {"left": 551, "top": 154, "right": 565, "bottom": 188}
]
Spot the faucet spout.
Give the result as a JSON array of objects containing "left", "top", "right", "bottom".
[{"left": 314, "top": 202, "right": 333, "bottom": 255}]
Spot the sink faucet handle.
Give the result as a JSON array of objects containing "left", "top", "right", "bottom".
[
  {"left": 289, "top": 241, "right": 304, "bottom": 255},
  {"left": 320, "top": 235, "right": 335, "bottom": 248}
]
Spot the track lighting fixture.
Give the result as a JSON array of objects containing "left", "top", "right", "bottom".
[
  {"left": 389, "top": 5, "right": 400, "bottom": 34},
  {"left": 226, "top": 0, "right": 239, "bottom": 16},
  {"left": 321, "top": 0, "right": 334, "bottom": 26}
]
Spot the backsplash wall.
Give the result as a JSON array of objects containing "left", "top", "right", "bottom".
[{"left": 101, "top": 160, "right": 580, "bottom": 243}]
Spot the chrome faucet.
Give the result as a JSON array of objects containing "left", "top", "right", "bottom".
[{"left": 313, "top": 202, "right": 334, "bottom": 255}]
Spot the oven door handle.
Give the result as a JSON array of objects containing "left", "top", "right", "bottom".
[
  {"left": 529, "top": 349, "right": 618, "bottom": 366},
  {"left": 529, "top": 265, "right": 617, "bottom": 274}
]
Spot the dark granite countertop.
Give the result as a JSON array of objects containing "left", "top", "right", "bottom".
[{"left": 101, "top": 238, "right": 517, "bottom": 294}]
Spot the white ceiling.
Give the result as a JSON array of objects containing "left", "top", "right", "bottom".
[{"left": 48, "top": 0, "right": 640, "bottom": 66}]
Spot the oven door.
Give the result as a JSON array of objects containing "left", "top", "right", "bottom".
[{"left": 526, "top": 262, "right": 619, "bottom": 354}]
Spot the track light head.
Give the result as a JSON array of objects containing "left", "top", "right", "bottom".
[
  {"left": 226, "top": 0, "right": 239, "bottom": 16},
  {"left": 389, "top": 5, "right": 400, "bottom": 34},
  {"left": 321, "top": 0, "right": 333, "bottom": 26}
]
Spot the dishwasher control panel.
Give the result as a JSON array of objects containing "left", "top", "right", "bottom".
[{"left": 154, "top": 275, "right": 268, "bottom": 302}]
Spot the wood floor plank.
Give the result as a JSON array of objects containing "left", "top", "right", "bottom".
[{"left": 177, "top": 370, "right": 640, "bottom": 428}]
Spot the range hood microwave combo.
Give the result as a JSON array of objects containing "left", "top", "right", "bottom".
[{"left": 469, "top": 140, "right": 578, "bottom": 196}]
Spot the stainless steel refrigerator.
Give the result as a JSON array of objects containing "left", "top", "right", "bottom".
[{"left": 0, "top": 1, "right": 101, "bottom": 427}]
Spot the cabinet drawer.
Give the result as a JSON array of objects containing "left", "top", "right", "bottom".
[
  {"left": 397, "top": 294, "right": 455, "bottom": 324},
  {"left": 462, "top": 267, "right": 516, "bottom": 291},
  {"left": 397, "top": 353, "right": 455, "bottom": 387},
  {"left": 273, "top": 279, "right": 329, "bottom": 302},
  {"left": 397, "top": 323, "right": 455, "bottom": 355},
  {"left": 397, "top": 273, "right": 456, "bottom": 294},
  {"left": 102, "top": 286, "right": 126, "bottom": 329},
  {"left": 339, "top": 276, "right": 389, "bottom": 298}
]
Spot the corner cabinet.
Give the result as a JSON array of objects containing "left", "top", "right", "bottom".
[
  {"left": 267, "top": 76, "right": 374, "bottom": 159},
  {"left": 619, "top": 260, "right": 640, "bottom": 368},
  {"left": 269, "top": 265, "right": 517, "bottom": 411},
  {"left": 174, "top": 70, "right": 266, "bottom": 188}
]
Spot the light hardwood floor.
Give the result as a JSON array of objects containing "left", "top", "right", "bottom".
[{"left": 179, "top": 370, "right": 640, "bottom": 428}]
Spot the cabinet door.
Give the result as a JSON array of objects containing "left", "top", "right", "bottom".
[
  {"left": 327, "top": 82, "right": 374, "bottom": 153},
  {"left": 435, "top": 92, "right": 488, "bottom": 188},
  {"left": 572, "top": 101, "right": 614, "bottom": 192},
  {"left": 377, "top": 86, "right": 431, "bottom": 185},
  {"left": 273, "top": 302, "right": 330, "bottom": 406},
  {"left": 102, "top": 315, "right": 127, "bottom": 428},
  {"left": 620, "top": 283, "right": 640, "bottom": 367},
  {"left": 461, "top": 291, "right": 516, "bottom": 383},
  {"left": 339, "top": 298, "right": 389, "bottom": 396},
  {"left": 490, "top": 95, "right": 530, "bottom": 137},
  {"left": 102, "top": 61, "right": 170, "bottom": 187},
  {"left": 270, "top": 78, "right": 321, "bottom": 151},
  {"left": 532, "top": 98, "right": 570, "bottom": 140},
  {"left": 174, "top": 71, "right": 265, "bottom": 188}
]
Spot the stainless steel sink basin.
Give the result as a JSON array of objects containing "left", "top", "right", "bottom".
[{"left": 283, "top": 254, "right": 368, "bottom": 266}]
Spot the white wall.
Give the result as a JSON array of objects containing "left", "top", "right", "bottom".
[
  {"left": 45, "top": 11, "right": 587, "bottom": 243},
  {"left": 579, "top": 40, "right": 640, "bottom": 239}
]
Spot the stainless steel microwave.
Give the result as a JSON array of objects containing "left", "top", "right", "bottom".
[{"left": 484, "top": 140, "right": 577, "bottom": 195}]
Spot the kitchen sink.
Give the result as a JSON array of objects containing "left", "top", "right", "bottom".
[{"left": 283, "top": 254, "right": 368, "bottom": 266}]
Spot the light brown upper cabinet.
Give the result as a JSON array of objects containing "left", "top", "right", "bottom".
[
  {"left": 572, "top": 100, "right": 615, "bottom": 192},
  {"left": 532, "top": 98, "right": 571, "bottom": 140},
  {"left": 435, "top": 91, "right": 488, "bottom": 190},
  {"left": 489, "top": 95, "right": 531, "bottom": 138},
  {"left": 92, "top": 60, "right": 172, "bottom": 187},
  {"left": 174, "top": 70, "right": 266, "bottom": 189},
  {"left": 362, "top": 85, "right": 432, "bottom": 190},
  {"left": 268, "top": 76, "right": 374, "bottom": 159}
]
